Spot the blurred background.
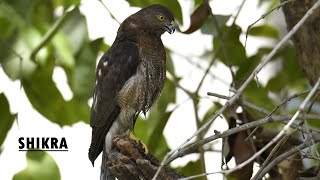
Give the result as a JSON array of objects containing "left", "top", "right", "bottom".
[{"left": 0, "top": 0, "right": 319, "bottom": 179}]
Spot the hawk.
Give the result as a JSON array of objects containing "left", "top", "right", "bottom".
[{"left": 88, "top": 4, "right": 175, "bottom": 179}]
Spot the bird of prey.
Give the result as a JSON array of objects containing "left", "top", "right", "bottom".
[{"left": 88, "top": 4, "right": 175, "bottom": 179}]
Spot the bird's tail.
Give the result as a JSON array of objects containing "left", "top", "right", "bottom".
[{"left": 100, "top": 150, "right": 115, "bottom": 180}]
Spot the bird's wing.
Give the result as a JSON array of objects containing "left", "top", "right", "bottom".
[
  {"left": 90, "top": 40, "right": 140, "bottom": 127},
  {"left": 89, "top": 40, "right": 140, "bottom": 164}
]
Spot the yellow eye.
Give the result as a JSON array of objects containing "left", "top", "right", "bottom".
[{"left": 157, "top": 15, "right": 165, "bottom": 21}]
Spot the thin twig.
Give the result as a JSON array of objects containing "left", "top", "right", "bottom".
[
  {"left": 30, "top": 6, "right": 78, "bottom": 61},
  {"left": 267, "top": 89, "right": 319, "bottom": 116},
  {"left": 195, "top": 47, "right": 221, "bottom": 93},
  {"left": 244, "top": 0, "right": 295, "bottom": 47},
  {"left": 207, "top": 91, "right": 271, "bottom": 115},
  {"left": 98, "top": 0, "right": 121, "bottom": 24}
]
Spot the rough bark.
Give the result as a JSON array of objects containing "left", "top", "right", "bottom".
[
  {"left": 106, "top": 134, "right": 184, "bottom": 180},
  {"left": 281, "top": 0, "right": 320, "bottom": 85}
]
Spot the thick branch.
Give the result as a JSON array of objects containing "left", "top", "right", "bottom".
[{"left": 106, "top": 134, "right": 184, "bottom": 180}]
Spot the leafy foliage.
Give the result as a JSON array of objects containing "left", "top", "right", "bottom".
[
  {"left": 0, "top": 93, "right": 15, "bottom": 147},
  {"left": 13, "top": 151, "right": 60, "bottom": 180}
]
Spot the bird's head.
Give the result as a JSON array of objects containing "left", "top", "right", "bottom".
[{"left": 121, "top": 4, "right": 175, "bottom": 36}]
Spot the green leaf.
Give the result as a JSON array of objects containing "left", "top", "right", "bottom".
[
  {"left": 0, "top": 27, "right": 46, "bottom": 80},
  {"left": 194, "top": 0, "right": 203, "bottom": 7},
  {"left": 213, "top": 24, "right": 246, "bottom": 66},
  {"left": 201, "top": 14, "right": 229, "bottom": 35},
  {"left": 5, "top": 0, "right": 34, "bottom": 22},
  {"left": 248, "top": 25, "right": 279, "bottom": 39},
  {"left": 174, "top": 160, "right": 202, "bottom": 177},
  {"left": 307, "top": 119, "right": 320, "bottom": 130},
  {"left": 30, "top": 1, "right": 55, "bottom": 31},
  {"left": 52, "top": 32, "right": 75, "bottom": 68},
  {"left": 61, "top": 8, "right": 89, "bottom": 54},
  {"left": 62, "top": 0, "right": 81, "bottom": 8},
  {"left": 0, "top": 2, "right": 25, "bottom": 38},
  {"left": 126, "top": 0, "right": 183, "bottom": 23},
  {"left": 22, "top": 59, "right": 90, "bottom": 126},
  {"left": 0, "top": 93, "right": 15, "bottom": 147},
  {"left": 13, "top": 151, "right": 60, "bottom": 180}
]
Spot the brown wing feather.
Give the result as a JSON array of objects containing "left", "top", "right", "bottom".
[{"left": 88, "top": 39, "right": 140, "bottom": 164}]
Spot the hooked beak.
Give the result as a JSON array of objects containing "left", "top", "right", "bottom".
[{"left": 163, "top": 21, "right": 175, "bottom": 34}]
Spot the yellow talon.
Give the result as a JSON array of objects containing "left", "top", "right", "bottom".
[{"left": 127, "top": 131, "right": 149, "bottom": 154}]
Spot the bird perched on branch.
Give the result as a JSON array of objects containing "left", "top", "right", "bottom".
[{"left": 88, "top": 4, "right": 175, "bottom": 179}]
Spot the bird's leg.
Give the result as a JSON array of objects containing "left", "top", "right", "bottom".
[{"left": 125, "top": 129, "right": 149, "bottom": 155}]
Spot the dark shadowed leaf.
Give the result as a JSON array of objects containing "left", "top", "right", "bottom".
[
  {"left": 126, "top": 0, "right": 183, "bottom": 22},
  {"left": 182, "top": 1, "right": 211, "bottom": 34},
  {"left": 248, "top": 25, "right": 279, "bottom": 39},
  {"left": 0, "top": 93, "right": 16, "bottom": 147},
  {"left": 13, "top": 151, "right": 60, "bottom": 180}
]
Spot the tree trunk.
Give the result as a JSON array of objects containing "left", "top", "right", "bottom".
[{"left": 281, "top": 0, "right": 320, "bottom": 85}]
